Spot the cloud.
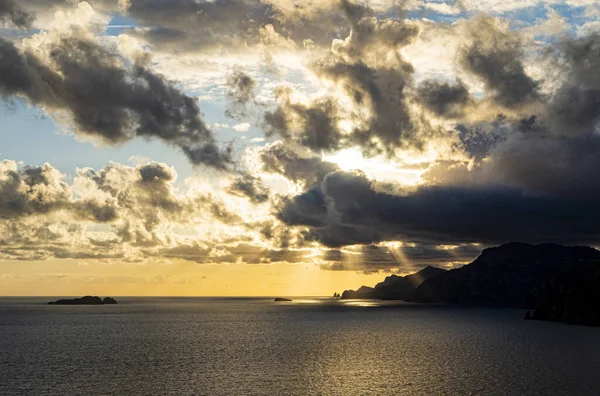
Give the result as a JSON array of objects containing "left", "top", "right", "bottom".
[
  {"left": 0, "top": 28, "right": 232, "bottom": 170},
  {"left": 0, "top": 1, "right": 120, "bottom": 31},
  {"left": 120, "top": 0, "right": 378, "bottom": 54},
  {"left": 0, "top": 160, "right": 71, "bottom": 219},
  {"left": 312, "top": 12, "right": 424, "bottom": 155},
  {"left": 458, "top": 15, "right": 540, "bottom": 109},
  {"left": 277, "top": 169, "right": 600, "bottom": 247},
  {"left": 158, "top": 242, "right": 311, "bottom": 265},
  {"left": 227, "top": 172, "right": 270, "bottom": 204},
  {"left": 458, "top": 0, "right": 562, "bottom": 14},
  {"left": 258, "top": 141, "right": 339, "bottom": 189},
  {"left": 8, "top": 1, "right": 600, "bottom": 272},
  {"left": 261, "top": 8, "right": 429, "bottom": 156},
  {"left": 423, "top": 2, "right": 462, "bottom": 15},
  {"left": 521, "top": 8, "right": 570, "bottom": 39},
  {"left": 546, "top": 33, "right": 600, "bottom": 136},
  {"left": 0, "top": 0, "right": 35, "bottom": 28},
  {"left": 262, "top": 89, "right": 344, "bottom": 152},
  {"left": 233, "top": 123, "right": 251, "bottom": 132},
  {"left": 417, "top": 79, "right": 473, "bottom": 118},
  {"left": 0, "top": 159, "right": 253, "bottom": 261},
  {"left": 0, "top": 156, "right": 315, "bottom": 264},
  {"left": 123, "top": 0, "right": 274, "bottom": 53},
  {"left": 225, "top": 70, "right": 257, "bottom": 119}
]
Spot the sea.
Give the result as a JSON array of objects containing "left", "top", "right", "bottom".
[{"left": 1, "top": 297, "right": 600, "bottom": 396}]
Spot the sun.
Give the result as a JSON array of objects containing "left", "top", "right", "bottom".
[
  {"left": 322, "top": 148, "right": 367, "bottom": 172},
  {"left": 322, "top": 148, "right": 424, "bottom": 186}
]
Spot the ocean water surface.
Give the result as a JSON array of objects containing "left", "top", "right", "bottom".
[{"left": 2, "top": 297, "right": 600, "bottom": 395}]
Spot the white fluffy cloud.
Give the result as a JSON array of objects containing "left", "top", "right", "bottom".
[{"left": 233, "top": 123, "right": 251, "bottom": 132}]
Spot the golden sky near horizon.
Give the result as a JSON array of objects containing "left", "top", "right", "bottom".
[{"left": 0, "top": 259, "right": 391, "bottom": 296}]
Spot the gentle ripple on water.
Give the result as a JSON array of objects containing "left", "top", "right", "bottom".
[{"left": 1, "top": 297, "right": 600, "bottom": 396}]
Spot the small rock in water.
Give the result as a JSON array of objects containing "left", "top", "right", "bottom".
[{"left": 47, "top": 296, "right": 118, "bottom": 305}]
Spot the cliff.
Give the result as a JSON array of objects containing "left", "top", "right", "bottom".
[
  {"left": 409, "top": 243, "right": 600, "bottom": 308},
  {"left": 341, "top": 266, "right": 446, "bottom": 300},
  {"left": 532, "top": 261, "right": 600, "bottom": 325}
]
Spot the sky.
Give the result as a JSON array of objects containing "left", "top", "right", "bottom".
[{"left": 1, "top": 0, "right": 600, "bottom": 296}]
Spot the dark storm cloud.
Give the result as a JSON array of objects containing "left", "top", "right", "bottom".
[
  {"left": 123, "top": 0, "right": 274, "bottom": 52},
  {"left": 277, "top": 169, "right": 600, "bottom": 247},
  {"left": 276, "top": 187, "right": 328, "bottom": 227},
  {"left": 340, "top": 0, "right": 371, "bottom": 25},
  {"left": 459, "top": 15, "right": 539, "bottom": 108},
  {"left": 482, "top": 134, "right": 600, "bottom": 198},
  {"left": 125, "top": 0, "right": 271, "bottom": 34},
  {"left": 225, "top": 70, "right": 257, "bottom": 119},
  {"left": 134, "top": 26, "right": 189, "bottom": 45},
  {"left": 122, "top": 0, "right": 360, "bottom": 53},
  {"left": 263, "top": 92, "right": 344, "bottom": 152},
  {"left": 227, "top": 172, "right": 270, "bottom": 204},
  {"left": 556, "top": 33, "right": 600, "bottom": 89},
  {"left": 306, "top": 12, "right": 423, "bottom": 155},
  {"left": 417, "top": 79, "right": 472, "bottom": 118},
  {"left": 138, "top": 162, "right": 177, "bottom": 183},
  {"left": 258, "top": 141, "right": 339, "bottom": 188},
  {"left": 361, "top": 25, "right": 600, "bottom": 249},
  {"left": 546, "top": 33, "right": 600, "bottom": 137},
  {"left": 334, "top": 12, "right": 419, "bottom": 57},
  {"left": 264, "top": 11, "right": 423, "bottom": 156},
  {"left": 435, "top": 30, "right": 600, "bottom": 194},
  {"left": 0, "top": 0, "right": 34, "bottom": 28},
  {"left": 0, "top": 37, "right": 59, "bottom": 104},
  {"left": 451, "top": 114, "right": 531, "bottom": 162},
  {"left": 0, "top": 35, "right": 232, "bottom": 170}
]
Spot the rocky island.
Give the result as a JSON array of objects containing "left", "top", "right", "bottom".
[{"left": 47, "top": 296, "right": 118, "bottom": 305}]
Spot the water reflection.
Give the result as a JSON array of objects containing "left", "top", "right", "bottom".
[
  {"left": 281, "top": 298, "right": 406, "bottom": 308},
  {"left": 3, "top": 298, "right": 600, "bottom": 395},
  {"left": 340, "top": 300, "right": 384, "bottom": 307}
]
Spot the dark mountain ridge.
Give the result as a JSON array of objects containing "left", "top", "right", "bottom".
[
  {"left": 342, "top": 242, "right": 600, "bottom": 325},
  {"left": 341, "top": 266, "right": 447, "bottom": 300},
  {"left": 409, "top": 242, "right": 600, "bottom": 308}
]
